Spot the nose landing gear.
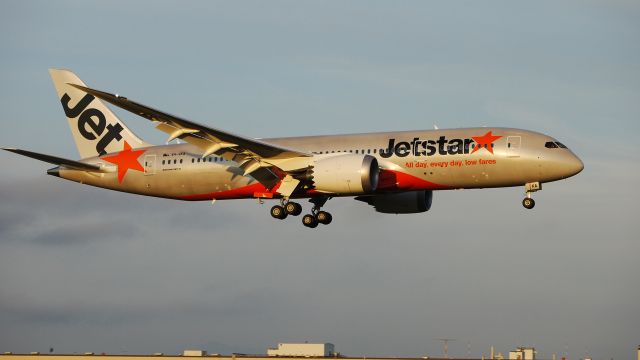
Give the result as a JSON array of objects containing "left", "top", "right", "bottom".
[{"left": 522, "top": 181, "right": 541, "bottom": 209}]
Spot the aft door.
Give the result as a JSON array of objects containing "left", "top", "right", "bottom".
[
  {"left": 144, "top": 155, "right": 156, "bottom": 175},
  {"left": 506, "top": 136, "right": 521, "bottom": 157}
]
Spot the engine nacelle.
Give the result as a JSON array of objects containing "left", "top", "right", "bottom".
[
  {"left": 310, "top": 154, "right": 379, "bottom": 194},
  {"left": 356, "top": 190, "right": 433, "bottom": 214}
]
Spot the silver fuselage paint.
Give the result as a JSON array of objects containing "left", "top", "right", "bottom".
[{"left": 55, "top": 127, "right": 583, "bottom": 200}]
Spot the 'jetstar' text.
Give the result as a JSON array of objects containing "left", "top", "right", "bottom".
[{"left": 380, "top": 136, "right": 475, "bottom": 158}]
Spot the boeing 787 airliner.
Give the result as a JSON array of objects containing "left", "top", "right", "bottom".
[{"left": 4, "top": 69, "right": 583, "bottom": 228}]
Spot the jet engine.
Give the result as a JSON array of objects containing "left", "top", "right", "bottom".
[
  {"left": 355, "top": 190, "right": 433, "bottom": 214},
  {"left": 307, "top": 154, "right": 379, "bottom": 194}
]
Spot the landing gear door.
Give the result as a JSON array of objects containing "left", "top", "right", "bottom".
[
  {"left": 506, "top": 136, "right": 521, "bottom": 158},
  {"left": 144, "top": 154, "right": 156, "bottom": 175}
]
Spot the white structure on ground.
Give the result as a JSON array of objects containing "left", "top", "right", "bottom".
[
  {"left": 183, "top": 350, "right": 207, "bottom": 357},
  {"left": 267, "top": 343, "right": 335, "bottom": 357},
  {"left": 508, "top": 347, "right": 535, "bottom": 360}
]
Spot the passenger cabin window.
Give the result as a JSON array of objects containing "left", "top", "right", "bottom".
[{"left": 545, "top": 141, "right": 558, "bottom": 148}]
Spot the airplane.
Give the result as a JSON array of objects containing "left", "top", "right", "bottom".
[{"left": 3, "top": 69, "right": 584, "bottom": 228}]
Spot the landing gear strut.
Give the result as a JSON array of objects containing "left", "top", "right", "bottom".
[{"left": 522, "top": 182, "right": 541, "bottom": 209}]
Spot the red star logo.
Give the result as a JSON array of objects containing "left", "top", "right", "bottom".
[
  {"left": 102, "top": 141, "right": 146, "bottom": 183},
  {"left": 471, "top": 131, "right": 502, "bottom": 154}
]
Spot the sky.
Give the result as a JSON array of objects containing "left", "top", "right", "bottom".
[{"left": 0, "top": 1, "right": 639, "bottom": 359}]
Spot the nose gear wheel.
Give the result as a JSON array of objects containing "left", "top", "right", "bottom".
[{"left": 522, "top": 197, "right": 535, "bottom": 209}]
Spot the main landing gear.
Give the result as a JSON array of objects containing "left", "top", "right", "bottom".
[
  {"left": 522, "top": 181, "right": 541, "bottom": 209},
  {"left": 301, "top": 197, "right": 332, "bottom": 228},
  {"left": 270, "top": 199, "right": 302, "bottom": 220},
  {"left": 269, "top": 197, "right": 333, "bottom": 228}
]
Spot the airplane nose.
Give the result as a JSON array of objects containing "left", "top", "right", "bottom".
[{"left": 565, "top": 153, "right": 584, "bottom": 177}]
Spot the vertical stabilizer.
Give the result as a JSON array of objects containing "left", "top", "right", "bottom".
[{"left": 49, "top": 69, "right": 150, "bottom": 159}]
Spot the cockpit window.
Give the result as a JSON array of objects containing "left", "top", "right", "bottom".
[
  {"left": 555, "top": 142, "right": 567, "bottom": 148},
  {"left": 545, "top": 141, "right": 558, "bottom": 148}
]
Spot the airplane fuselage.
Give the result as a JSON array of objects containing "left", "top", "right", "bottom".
[{"left": 52, "top": 127, "right": 583, "bottom": 201}]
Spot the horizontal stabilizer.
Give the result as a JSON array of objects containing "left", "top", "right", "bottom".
[{"left": 2, "top": 148, "right": 106, "bottom": 172}]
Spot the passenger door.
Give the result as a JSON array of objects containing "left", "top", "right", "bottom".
[
  {"left": 144, "top": 154, "right": 156, "bottom": 175},
  {"left": 506, "top": 136, "right": 521, "bottom": 158}
]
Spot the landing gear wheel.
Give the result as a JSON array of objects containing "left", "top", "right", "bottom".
[
  {"left": 316, "top": 211, "right": 332, "bottom": 225},
  {"left": 522, "top": 197, "right": 535, "bottom": 209},
  {"left": 285, "top": 202, "right": 302, "bottom": 216},
  {"left": 270, "top": 205, "right": 288, "bottom": 219},
  {"left": 302, "top": 214, "right": 318, "bottom": 228}
]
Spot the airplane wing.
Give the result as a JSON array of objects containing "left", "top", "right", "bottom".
[
  {"left": 68, "top": 84, "right": 313, "bottom": 190},
  {"left": 2, "top": 148, "right": 108, "bottom": 172},
  {"left": 68, "top": 84, "right": 310, "bottom": 157}
]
